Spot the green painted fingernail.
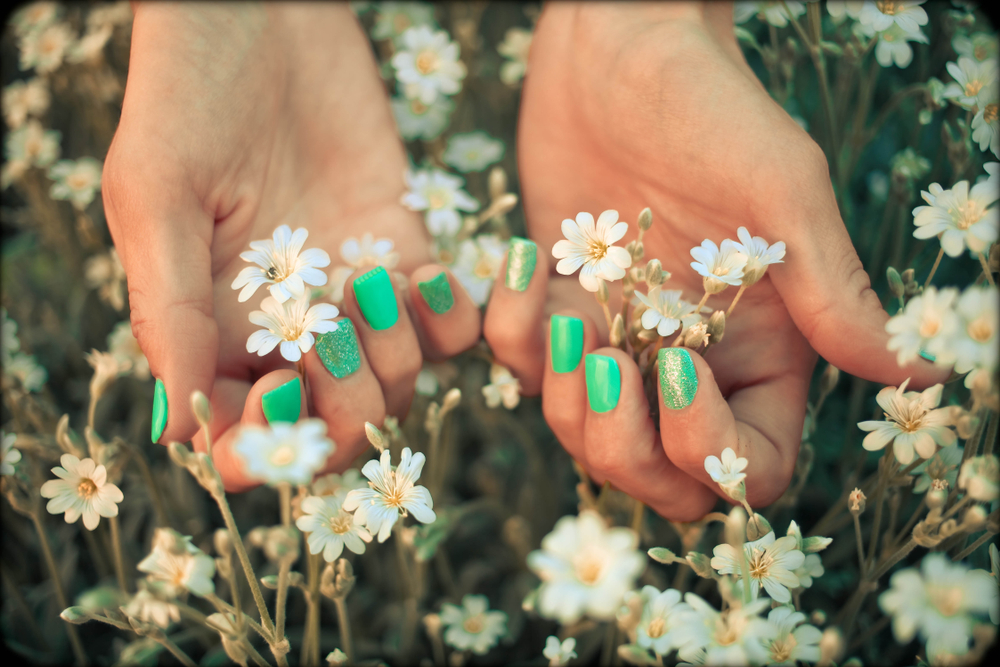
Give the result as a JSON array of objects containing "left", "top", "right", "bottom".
[
  {"left": 919, "top": 349, "right": 936, "bottom": 362},
  {"left": 505, "top": 237, "right": 537, "bottom": 291},
  {"left": 585, "top": 354, "right": 620, "bottom": 413},
  {"left": 316, "top": 319, "right": 361, "bottom": 378},
  {"left": 658, "top": 348, "right": 697, "bottom": 410},
  {"left": 354, "top": 267, "right": 398, "bottom": 330},
  {"left": 151, "top": 378, "right": 168, "bottom": 442},
  {"left": 417, "top": 272, "right": 454, "bottom": 314},
  {"left": 551, "top": 315, "right": 584, "bottom": 373},
  {"left": 262, "top": 377, "right": 301, "bottom": 424}
]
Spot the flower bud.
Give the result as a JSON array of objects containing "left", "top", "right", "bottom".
[
  {"left": 441, "top": 387, "right": 462, "bottom": 414},
  {"left": 956, "top": 414, "right": 978, "bottom": 439},
  {"left": 645, "top": 259, "right": 664, "bottom": 287},
  {"left": 596, "top": 279, "right": 609, "bottom": 305},
  {"left": 810, "top": 610, "right": 827, "bottom": 626},
  {"left": 703, "top": 275, "right": 729, "bottom": 295},
  {"left": 647, "top": 547, "right": 680, "bottom": 564},
  {"left": 333, "top": 558, "right": 355, "bottom": 598},
  {"left": 886, "top": 267, "right": 905, "bottom": 299},
  {"left": 60, "top": 606, "right": 91, "bottom": 624},
  {"left": 327, "top": 649, "right": 349, "bottom": 667},
  {"left": 746, "top": 513, "right": 772, "bottom": 541},
  {"left": 706, "top": 311, "right": 726, "bottom": 344},
  {"left": 817, "top": 627, "right": 843, "bottom": 667},
  {"left": 961, "top": 505, "right": 988, "bottom": 531},
  {"left": 610, "top": 314, "right": 626, "bottom": 349},
  {"left": 488, "top": 166, "right": 507, "bottom": 201},
  {"left": 637, "top": 207, "right": 653, "bottom": 232},
  {"left": 637, "top": 328, "right": 659, "bottom": 343},
  {"left": 683, "top": 322, "right": 709, "bottom": 348},
  {"left": 725, "top": 506, "right": 747, "bottom": 548},
  {"left": 214, "top": 529, "right": 233, "bottom": 558},
  {"left": 56, "top": 414, "right": 85, "bottom": 457},
  {"left": 685, "top": 551, "right": 714, "bottom": 579},
  {"left": 848, "top": 487, "right": 866, "bottom": 514},
  {"left": 819, "top": 364, "right": 840, "bottom": 398},
  {"left": 926, "top": 487, "right": 948, "bottom": 509},
  {"left": 196, "top": 453, "right": 224, "bottom": 496},
  {"left": 901, "top": 268, "right": 916, "bottom": 285},
  {"left": 422, "top": 614, "right": 442, "bottom": 638},
  {"left": 631, "top": 241, "right": 644, "bottom": 261},
  {"left": 191, "top": 390, "right": 212, "bottom": 429}
]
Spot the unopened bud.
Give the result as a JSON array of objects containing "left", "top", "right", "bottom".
[
  {"left": 962, "top": 505, "right": 988, "bottom": 531},
  {"left": 927, "top": 487, "right": 948, "bottom": 509},
  {"left": 645, "top": 259, "right": 664, "bottom": 287},
  {"left": 56, "top": 414, "right": 84, "bottom": 457},
  {"left": 886, "top": 267, "right": 905, "bottom": 299},
  {"left": 327, "top": 649, "right": 349, "bottom": 667},
  {"left": 685, "top": 551, "right": 714, "bottom": 579},
  {"left": 819, "top": 364, "right": 840, "bottom": 397},
  {"left": 168, "top": 441, "right": 193, "bottom": 468},
  {"left": 60, "top": 606, "right": 91, "bottom": 624},
  {"left": 214, "top": 529, "right": 233, "bottom": 558},
  {"left": 610, "top": 314, "right": 626, "bottom": 349},
  {"left": 596, "top": 279, "right": 609, "bottom": 306},
  {"left": 746, "top": 513, "right": 772, "bottom": 541},
  {"left": 706, "top": 311, "right": 726, "bottom": 344},
  {"left": 956, "top": 414, "right": 978, "bottom": 439},
  {"left": 647, "top": 547, "right": 680, "bottom": 564},
  {"left": 441, "top": 387, "right": 462, "bottom": 414},
  {"left": 364, "top": 422, "right": 386, "bottom": 452},
  {"left": 196, "top": 453, "right": 224, "bottom": 496},
  {"left": 488, "top": 167, "right": 507, "bottom": 201},
  {"left": 488, "top": 193, "right": 518, "bottom": 218},
  {"left": 191, "top": 390, "right": 212, "bottom": 428},
  {"left": 810, "top": 610, "right": 827, "bottom": 626},
  {"left": 422, "top": 613, "right": 442, "bottom": 637},
  {"left": 631, "top": 241, "right": 644, "bottom": 261},
  {"left": 333, "top": 558, "right": 355, "bottom": 598},
  {"left": 818, "top": 627, "right": 843, "bottom": 667},
  {"left": 725, "top": 506, "right": 747, "bottom": 548},
  {"left": 848, "top": 488, "right": 866, "bottom": 514},
  {"left": 637, "top": 328, "right": 659, "bottom": 343},
  {"left": 901, "top": 268, "right": 916, "bottom": 285},
  {"left": 637, "top": 207, "right": 653, "bottom": 231},
  {"left": 703, "top": 275, "right": 729, "bottom": 295},
  {"left": 683, "top": 322, "right": 709, "bottom": 348}
]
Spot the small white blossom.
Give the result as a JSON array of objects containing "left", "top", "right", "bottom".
[
  {"left": 328, "top": 233, "right": 400, "bottom": 303},
  {"left": 943, "top": 57, "right": 999, "bottom": 109},
  {"left": 2, "top": 432, "right": 22, "bottom": 476},
  {"left": 402, "top": 168, "right": 479, "bottom": 237},
  {"left": 371, "top": 2, "right": 436, "bottom": 43},
  {"left": 857, "top": 380, "right": 956, "bottom": 464},
  {"left": 552, "top": 210, "right": 633, "bottom": 293},
  {"left": 296, "top": 493, "right": 372, "bottom": 562},
  {"left": 734, "top": 1, "right": 805, "bottom": 28},
  {"left": 392, "top": 26, "right": 466, "bottom": 105},
  {"left": 857, "top": 0, "right": 928, "bottom": 34},
  {"left": 343, "top": 447, "right": 436, "bottom": 543},
  {"left": 711, "top": 531, "right": 805, "bottom": 603},
  {"left": 862, "top": 22, "right": 928, "bottom": 69},
  {"left": 40, "top": 454, "right": 123, "bottom": 531},
  {"left": 3, "top": 119, "right": 60, "bottom": 187},
  {"left": 971, "top": 82, "right": 998, "bottom": 158},
  {"left": 84, "top": 248, "right": 126, "bottom": 311},
  {"left": 911, "top": 445, "right": 964, "bottom": 493},
  {"left": 953, "top": 33, "right": 999, "bottom": 63},
  {"left": 137, "top": 529, "right": 216, "bottom": 598},
  {"left": 443, "top": 132, "right": 505, "bottom": 173},
  {"left": 233, "top": 419, "right": 335, "bottom": 487},
  {"left": 4, "top": 353, "right": 47, "bottom": 392},
  {"left": 9, "top": 3, "right": 62, "bottom": 38},
  {"left": 944, "top": 285, "right": 998, "bottom": 378},
  {"left": 415, "top": 369, "right": 439, "bottom": 396},
  {"left": 47, "top": 157, "right": 101, "bottom": 211},
  {"left": 733, "top": 226, "right": 785, "bottom": 285},
  {"left": 543, "top": 636, "right": 577, "bottom": 666},
  {"left": 246, "top": 296, "right": 339, "bottom": 362},
  {"left": 690, "top": 239, "right": 747, "bottom": 292},
  {"left": 635, "top": 288, "right": 705, "bottom": 337},
  {"left": 107, "top": 321, "right": 149, "bottom": 380},
  {"left": 450, "top": 235, "right": 507, "bottom": 305},
  {"left": 629, "top": 586, "right": 691, "bottom": 656},
  {"left": 482, "top": 363, "right": 520, "bottom": 410},
  {"left": 497, "top": 27, "right": 532, "bottom": 85},
  {"left": 526, "top": 510, "right": 645, "bottom": 625},
  {"left": 231, "top": 225, "right": 331, "bottom": 303},
  {"left": 885, "top": 286, "right": 960, "bottom": 366},
  {"left": 390, "top": 94, "right": 453, "bottom": 141},
  {"left": 440, "top": 594, "right": 507, "bottom": 655},
  {"left": 958, "top": 455, "right": 999, "bottom": 502},
  {"left": 794, "top": 553, "right": 825, "bottom": 589},
  {"left": 704, "top": 447, "right": 748, "bottom": 494},
  {"left": 2, "top": 77, "right": 50, "bottom": 128},
  {"left": 124, "top": 585, "right": 180, "bottom": 629},
  {"left": 674, "top": 595, "right": 774, "bottom": 666},
  {"left": 764, "top": 606, "right": 822, "bottom": 666},
  {"left": 18, "top": 21, "right": 74, "bottom": 74}
]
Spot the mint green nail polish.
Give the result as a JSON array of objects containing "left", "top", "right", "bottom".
[
  {"left": 551, "top": 315, "right": 584, "bottom": 373},
  {"left": 417, "top": 272, "right": 454, "bottom": 314},
  {"left": 262, "top": 377, "right": 301, "bottom": 424},
  {"left": 585, "top": 354, "right": 620, "bottom": 413},
  {"left": 151, "top": 378, "right": 168, "bottom": 442},
  {"left": 354, "top": 267, "right": 398, "bottom": 330},
  {"left": 316, "top": 320, "right": 361, "bottom": 378},
  {"left": 505, "top": 237, "right": 537, "bottom": 291},
  {"left": 658, "top": 348, "right": 697, "bottom": 410},
  {"left": 919, "top": 349, "right": 936, "bottom": 362}
]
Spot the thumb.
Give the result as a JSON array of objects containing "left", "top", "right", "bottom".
[{"left": 102, "top": 138, "right": 218, "bottom": 444}]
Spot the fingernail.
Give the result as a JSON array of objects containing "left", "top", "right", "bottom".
[
  {"left": 658, "top": 348, "right": 697, "bottom": 410},
  {"left": 417, "top": 272, "right": 454, "bottom": 314},
  {"left": 919, "top": 349, "right": 936, "bottom": 362},
  {"left": 316, "top": 319, "right": 361, "bottom": 378},
  {"left": 151, "top": 378, "right": 168, "bottom": 442},
  {"left": 354, "top": 267, "right": 398, "bottom": 330},
  {"left": 505, "top": 237, "right": 537, "bottom": 291},
  {"left": 551, "top": 315, "right": 584, "bottom": 373},
  {"left": 262, "top": 377, "right": 301, "bottom": 424},
  {"left": 585, "top": 354, "right": 620, "bottom": 413}
]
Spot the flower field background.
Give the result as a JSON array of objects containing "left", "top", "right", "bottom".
[{"left": 1, "top": 2, "right": 998, "bottom": 667}]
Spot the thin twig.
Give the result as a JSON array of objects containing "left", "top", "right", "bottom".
[{"left": 32, "top": 514, "right": 88, "bottom": 666}]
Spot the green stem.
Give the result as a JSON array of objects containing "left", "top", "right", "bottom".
[
  {"left": 869, "top": 538, "right": 918, "bottom": 581},
  {"left": 924, "top": 247, "right": 945, "bottom": 289},
  {"left": 853, "top": 513, "right": 866, "bottom": 572},
  {"left": 109, "top": 516, "right": 130, "bottom": 593},
  {"left": 154, "top": 635, "right": 198, "bottom": 667},
  {"left": 274, "top": 484, "right": 293, "bottom": 643},
  {"left": 128, "top": 445, "right": 171, "bottom": 528},
  {"left": 301, "top": 552, "right": 321, "bottom": 666},
  {"left": 334, "top": 597, "right": 354, "bottom": 665},
  {"left": 952, "top": 531, "right": 995, "bottom": 562},
  {"left": 32, "top": 514, "right": 88, "bottom": 666}
]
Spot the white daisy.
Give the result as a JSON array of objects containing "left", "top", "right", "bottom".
[
  {"left": 342, "top": 447, "right": 436, "bottom": 543},
  {"left": 704, "top": 447, "right": 748, "bottom": 494},
  {"left": 885, "top": 286, "right": 961, "bottom": 366},
  {"left": 674, "top": 595, "right": 774, "bottom": 666},
  {"left": 9, "top": 2, "right": 62, "bottom": 38},
  {"left": 390, "top": 94, "right": 453, "bottom": 141},
  {"left": 879, "top": 553, "right": 995, "bottom": 662},
  {"left": 246, "top": 296, "right": 339, "bottom": 363},
  {"left": 497, "top": 27, "right": 532, "bottom": 86},
  {"left": 863, "top": 22, "right": 928, "bottom": 69},
  {"left": 328, "top": 233, "right": 400, "bottom": 303},
  {"left": 634, "top": 288, "right": 705, "bottom": 337},
  {"left": 66, "top": 24, "right": 113, "bottom": 64},
  {"left": 440, "top": 594, "right": 507, "bottom": 655},
  {"left": 84, "top": 248, "right": 126, "bottom": 311},
  {"left": 958, "top": 455, "right": 998, "bottom": 502},
  {"left": 1, "top": 431, "right": 22, "bottom": 475},
  {"left": 443, "top": 132, "right": 505, "bottom": 173},
  {"left": 4, "top": 353, "right": 47, "bottom": 392},
  {"left": 857, "top": 0, "right": 928, "bottom": 34},
  {"left": 911, "top": 445, "right": 964, "bottom": 493},
  {"left": 4, "top": 118, "right": 60, "bottom": 172},
  {"left": 733, "top": 226, "right": 785, "bottom": 285},
  {"left": 107, "top": 321, "right": 149, "bottom": 380},
  {"left": 391, "top": 26, "right": 466, "bottom": 105},
  {"left": 47, "top": 157, "right": 101, "bottom": 211},
  {"left": 39, "top": 454, "right": 124, "bottom": 531},
  {"left": 401, "top": 168, "right": 479, "bottom": 237},
  {"left": 552, "top": 210, "right": 633, "bottom": 293},
  {"left": 370, "top": 2, "right": 437, "bottom": 43},
  {"left": 857, "top": 380, "right": 956, "bottom": 464},
  {"left": 943, "top": 57, "right": 999, "bottom": 109},
  {"left": 733, "top": 1, "right": 806, "bottom": 28},
  {"left": 137, "top": 528, "right": 216, "bottom": 598},
  {"left": 449, "top": 235, "right": 507, "bottom": 305},
  {"left": 765, "top": 606, "right": 822, "bottom": 666},
  {"left": 971, "top": 82, "right": 998, "bottom": 158},
  {"left": 794, "top": 553, "right": 825, "bottom": 589},
  {"left": 2, "top": 77, "right": 50, "bottom": 129},
  {"left": 123, "top": 585, "right": 180, "bottom": 629},
  {"left": 689, "top": 239, "right": 747, "bottom": 293},
  {"left": 711, "top": 531, "right": 805, "bottom": 603},
  {"left": 295, "top": 493, "right": 372, "bottom": 562},
  {"left": 231, "top": 225, "right": 331, "bottom": 303},
  {"left": 233, "top": 420, "right": 335, "bottom": 487},
  {"left": 629, "top": 586, "right": 691, "bottom": 656},
  {"left": 543, "top": 636, "right": 577, "bottom": 666},
  {"left": 18, "top": 21, "right": 74, "bottom": 74},
  {"left": 944, "top": 285, "right": 998, "bottom": 377},
  {"left": 526, "top": 510, "right": 645, "bottom": 625},
  {"left": 482, "top": 363, "right": 520, "bottom": 410},
  {"left": 953, "top": 33, "right": 999, "bottom": 63}
]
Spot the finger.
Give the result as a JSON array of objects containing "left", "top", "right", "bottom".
[
  {"left": 484, "top": 238, "right": 549, "bottom": 394},
  {"left": 581, "top": 347, "right": 717, "bottom": 521},
  {"left": 341, "top": 266, "right": 421, "bottom": 417},
  {"left": 406, "top": 265, "right": 482, "bottom": 361},
  {"left": 656, "top": 346, "right": 808, "bottom": 508}
]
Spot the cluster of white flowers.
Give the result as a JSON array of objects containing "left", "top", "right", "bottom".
[
  {"left": 137, "top": 528, "right": 217, "bottom": 598},
  {"left": 1, "top": 307, "right": 48, "bottom": 392},
  {"left": 388, "top": 24, "right": 465, "bottom": 139},
  {"left": 825, "top": 1, "right": 931, "bottom": 69},
  {"left": 482, "top": 362, "right": 521, "bottom": 410}
]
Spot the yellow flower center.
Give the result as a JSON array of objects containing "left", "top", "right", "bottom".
[
  {"left": 473, "top": 255, "right": 494, "bottom": 278},
  {"left": 329, "top": 513, "right": 354, "bottom": 535},
  {"left": 748, "top": 547, "right": 773, "bottom": 581},
  {"left": 427, "top": 190, "right": 447, "bottom": 210},
  {"left": 919, "top": 315, "right": 941, "bottom": 338},
  {"left": 712, "top": 266, "right": 730, "bottom": 276},
  {"left": 77, "top": 478, "right": 99, "bottom": 499},
  {"left": 965, "top": 80, "right": 984, "bottom": 98},
  {"left": 928, "top": 585, "right": 964, "bottom": 617},
  {"left": 415, "top": 50, "right": 440, "bottom": 75},
  {"left": 40, "top": 33, "right": 62, "bottom": 56},
  {"left": 715, "top": 616, "right": 740, "bottom": 646},
  {"left": 67, "top": 172, "right": 91, "bottom": 190},
  {"left": 587, "top": 239, "right": 608, "bottom": 261},
  {"left": 770, "top": 635, "right": 798, "bottom": 663},
  {"left": 572, "top": 551, "right": 605, "bottom": 585},
  {"left": 877, "top": 0, "right": 900, "bottom": 15},
  {"left": 375, "top": 474, "right": 406, "bottom": 509},
  {"left": 462, "top": 614, "right": 485, "bottom": 634},
  {"left": 952, "top": 199, "right": 983, "bottom": 230},
  {"left": 25, "top": 135, "right": 42, "bottom": 157},
  {"left": 646, "top": 617, "right": 666, "bottom": 639},
  {"left": 984, "top": 104, "right": 998, "bottom": 124},
  {"left": 269, "top": 445, "right": 296, "bottom": 467},
  {"left": 967, "top": 316, "right": 993, "bottom": 343},
  {"left": 409, "top": 99, "right": 428, "bottom": 115},
  {"left": 889, "top": 402, "right": 928, "bottom": 433}
]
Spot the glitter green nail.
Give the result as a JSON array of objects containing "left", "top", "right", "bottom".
[
  {"left": 316, "top": 319, "right": 361, "bottom": 379},
  {"left": 417, "top": 272, "right": 454, "bottom": 314},
  {"left": 658, "top": 348, "right": 697, "bottom": 410},
  {"left": 505, "top": 237, "right": 537, "bottom": 292}
]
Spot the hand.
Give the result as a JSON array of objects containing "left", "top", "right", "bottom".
[
  {"left": 483, "top": 2, "right": 947, "bottom": 520},
  {"left": 103, "top": 4, "right": 480, "bottom": 491}
]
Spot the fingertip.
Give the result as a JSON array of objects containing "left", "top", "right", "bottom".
[{"left": 408, "top": 264, "right": 482, "bottom": 360}]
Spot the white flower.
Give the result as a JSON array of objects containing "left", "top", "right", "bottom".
[
  {"left": 2, "top": 77, "right": 50, "bottom": 128},
  {"left": 704, "top": 447, "right": 748, "bottom": 493},
  {"left": 311, "top": 468, "right": 368, "bottom": 497},
  {"left": 971, "top": 82, "right": 998, "bottom": 158},
  {"left": 958, "top": 455, "right": 998, "bottom": 502},
  {"left": 371, "top": 2, "right": 436, "bottom": 43},
  {"left": 711, "top": 531, "right": 805, "bottom": 603},
  {"left": 9, "top": 3, "right": 62, "bottom": 38},
  {"left": 629, "top": 586, "right": 691, "bottom": 656},
  {"left": 4, "top": 353, "right": 47, "bottom": 392},
  {"left": 66, "top": 24, "right": 113, "bottom": 64},
  {"left": 674, "top": 595, "right": 774, "bottom": 666},
  {"left": 327, "top": 233, "right": 401, "bottom": 303},
  {"left": 764, "top": 606, "right": 822, "bottom": 666},
  {"left": 943, "top": 57, "right": 999, "bottom": 109},
  {"left": 733, "top": 1, "right": 805, "bottom": 28},
  {"left": 390, "top": 95, "right": 453, "bottom": 141},
  {"left": 526, "top": 510, "right": 645, "bottom": 624},
  {"left": 497, "top": 27, "right": 532, "bottom": 86},
  {"left": 342, "top": 447, "right": 436, "bottom": 543},
  {"left": 885, "top": 286, "right": 960, "bottom": 366},
  {"left": 296, "top": 493, "right": 372, "bottom": 562},
  {"left": 449, "top": 235, "right": 507, "bottom": 305},
  {"left": 635, "top": 288, "right": 705, "bottom": 337},
  {"left": 231, "top": 225, "right": 331, "bottom": 303},
  {"left": 401, "top": 168, "right": 479, "bottom": 237},
  {"left": 233, "top": 420, "right": 335, "bottom": 487},
  {"left": 543, "top": 636, "right": 577, "bottom": 666},
  {"left": 911, "top": 445, "right": 964, "bottom": 492},
  {"left": 415, "top": 369, "right": 439, "bottom": 396},
  {"left": 107, "top": 321, "right": 149, "bottom": 380},
  {"left": 945, "top": 285, "right": 998, "bottom": 377},
  {"left": 47, "top": 157, "right": 101, "bottom": 211},
  {"left": 39, "top": 454, "right": 123, "bottom": 531},
  {"left": 863, "top": 22, "right": 928, "bottom": 69},
  {"left": 794, "top": 554, "right": 824, "bottom": 589},
  {"left": 137, "top": 528, "right": 216, "bottom": 597},
  {"left": 733, "top": 226, "right": 785, "bottom": 285},
  {"left": 124, "top": 585, "right": 180, "bottom": 629},
  {"left": 440, "top": 594, "right": 507, "bottom": 655},
  {"left": 392, "top": 26, "right": 466, "bottom": 105},
  {"left": 18, "top": 21, "right": 74, "bottom": 74},
  {"left": 857, "top": 0, "right": 928, "bottom": 34},
  {"left": 1, "top": 432, "right": 22, "bottom": 475},
  {"left": 879, "top": 553, "right": 995, "bottom": 662},
  {"left": 857, "top": 380, "right": 956, "bottom": 464},
  {"left": 482, "top": 363, "right": 520, "bottom": 410},
  {"left": 552, "top": 210, "right": 633, "bottom": 293},
  {"left": 826, "top": 1, "right": 864, "bottom": 21},
  {"left": 4, "top": 118, "right": 60, "bottom": 172},
  {"left": 246, "top": 296, "right": 339, "bottom": 363},
  {"left": 443, "top": 132, "right": 505, "bottom": 173},
  {"left": 953, "top": 33, "right": 999, "bottom": 63},
  {"left": 84, "top": 248, "right": 126, "bottom": 311},
  {"left": 689, "top": 239, "right": 747, "bottom": 292}
]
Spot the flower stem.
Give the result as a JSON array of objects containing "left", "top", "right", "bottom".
[
  {"left": 274, "top": 484, "right": 293, "bottom": 643},
  {"left": 695, "top": 290, "right": 710, "bottom": 313},
  {"left": 978, "top": 252, "right": 996, "bottom": 286},
  {"left": 940, "top": 495, "right": 973, "bottom": 523},
  {"left": 630, "top": 498, "right": 645, "bottom": 538},
  {"left": 31, "top": 514, "right": 88, "bottom": 666},
  {"left": 726, "top": 284, "right": 748, "bottom": 318},
  {"left": 869, "top": 538, "right": 917, "bottom": 582},
  {"left": 952, "top": 531, "right": 995, "bottom": 562},
  {"left": 924, "top": 247, "right": 945, "bottom": 289},
  {"left": 853, "top": 513, "right": 866, "bottom": 573},
  {"left": 301, "top": 551, "right": 322, "bottom": 666},
  {"left": 153, "top": 634, "right": 198, "bottom": 667},
  {"left": 334, "top": 596, "right": 355, "bottom": 665},
  {"left": 128, "top": 445, "right": 171, "bottom": 528},
  {"left": 109, "top": 515, "right": 130, "bottom": 593}
]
